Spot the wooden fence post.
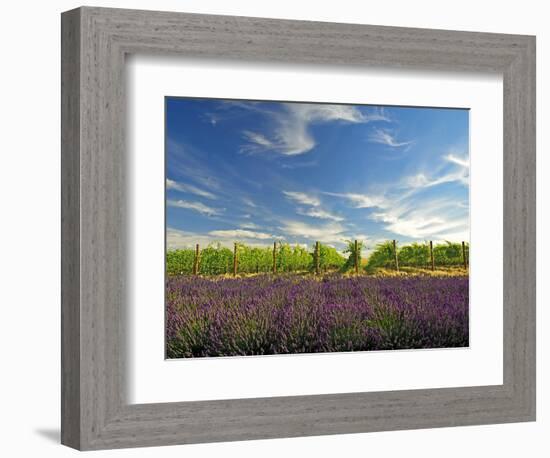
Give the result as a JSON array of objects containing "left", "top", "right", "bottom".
[
  {"left": 354, "top": 239, "right": 359, "bottom": 274},
  {"left": 462, "top": 241, "right": 468, "bottom": 269},
  {"left": 233, "top": 242, "right": 238, "bottom": 276},
  {"left": 393, "top": 240, "right": 399, "bottom": 272},
  {"left": 272, "top": 241, "right": 277, "bottom": 274},
  {"left": 193, "top": 243, "right": 200, "bottom": 275},
  {"left": 430, "top": 240, "right": 435, "bottom": 271},
  {"left": 315, "top": 241, "right": 320, "bottom": 275}
]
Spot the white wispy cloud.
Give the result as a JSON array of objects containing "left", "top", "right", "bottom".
[
  {"left": 166, "top": 178, "right": 217, "bottom": 199},
  {"left": 328, "top": 186, "right": 469, "bottom": 241},
  {"left": 370, "top": 197, "right": 469, "bottom": 240},
  {"left": 279, "top": 220, "right": 346, "bottom": 244},
  {"left": 368, "top": 128, "right": 413, "bottom": 147},
  {"left": 383, "top": 214, "right": 468, "bottom": 240},
  {"left": 321, "top": 150, "right": 470, "bottom": 241},
  {"left": 296, "top": 208, "right": 344, "bottom": 222},
  {"left": 405, "top": 152, "right": 469, "bottom": 189},
  {"left": 445, "top": 153, "right": 469, "bottom": 168},
  {"left": 242, "top": 197, "right": 258, "bottom": 208},
  {"left": 167, "top": 228, "right": 276, "bottom": 250},
  {"left": 323, "top": 192, "right": 387, "bottom": 209},
  {"left": 167, "top": 228, "right": 212, "bottom": 250},
  {"left": 431, "top": 230, "right": 470, "bottom": 244},
  {"left": 243, "top": 131, "right": 275, "bottom": 149},
  {"left": 242, "top": 104, "right": 390, "bottom": 156},
  {"left": 208, "top": 229, "right": 275, "bottom": 240},
  {"left": 283, "top": 191, "right": 321, "bottom": 207},
  {"left": 283, "top": 190, "right": 343, "bottom": 221},
  {"left": 240, "top": 222, "right": 260, "bottom": 229},
  {"left": 167, "top": 199, "right": 223, "bottom": 217},
  {"left": 166, "top": 139, "right": 222, "bottom": 192},
  {"left": 405, "top": 171, "right": 467, "bottom": 189},
  {"left": 362, "top": 107, "right": 392, "bottom": 122},
  {"left": 349, "top": 233, "right": 371, "bottom": 243}
]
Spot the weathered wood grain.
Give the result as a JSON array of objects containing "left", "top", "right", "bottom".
[
  {"left": 61, "top": 6, "right": 536, "bottom": 450},
  {"left": 61, "top": 7, "right": 81, "bottom": 450}
]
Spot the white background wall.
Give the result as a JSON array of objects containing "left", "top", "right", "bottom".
[{"left": 0, "top": 0, "right": 546, "bottom": 456}]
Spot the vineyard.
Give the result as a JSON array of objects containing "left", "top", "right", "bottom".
[
  {"left": 166, "top": 239, "right": 470, "bottom": 358},
  {"left": 166, "top": 240, "right": 469, "bottom": 276}
]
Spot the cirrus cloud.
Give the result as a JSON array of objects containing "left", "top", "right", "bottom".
[
  {"left": 242, "top": 104, "right": 391, "bottom": 156},
  {"left": 167, "top": 199, "right": 223, "bottom": 217},
  {"left": 283, "top": 191, "right": 321, "bottom": 207},
  {"left": 368, "top": 128, "right": 413, "bottom": 148},
  {"left": 166, "top": 178, "right": 217, "bottom": 200},
  {"left": 208, "top": 229, "right": 275, "bottom": 240}
]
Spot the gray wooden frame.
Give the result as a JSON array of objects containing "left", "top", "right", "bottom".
[{"left": 61, "top": 6, "right": 536, "bottom": 451}]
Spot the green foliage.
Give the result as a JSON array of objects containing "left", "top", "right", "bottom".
[
  {"left": 166, "top": 241, "right": 345, "bottom": 276},
  {"left": 166, "top": 239, "right": 469, "bottom": 276},
  {"left": 341, "top": 240, "right": 363, "bottom": 272},
  {"left": 166, "top": 249, "right": 194, "bottom": 275},
  {"left": 316, "top": 244, "right": 346, "bottom": 272},
  {"left": 398, "top": 242, "right": 430, "bottom": 267},
  {"left": 433, "top": 241, "right": 469, "bottom": 266},
  {"left": 365, "top": 240, "right": 469, "bottom": 269},
  {"left": 199, "top": 244, "right": 233, "bottom": 275},
  {"left": 237, "top": 245, "right": 273, "bottom": 273},
  {"left": 277, "top": 243, "right": 312, "bottom": 272},
  {"left": 310, "top": 243, "right": 346, "bottom": 272},
  {"left": 365, "top": 241, "right": 396, "bottom": 270}
]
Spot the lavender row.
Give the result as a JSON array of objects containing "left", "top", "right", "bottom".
[{"left": 166, "top": 275, "right": 469, "bottom": 358}]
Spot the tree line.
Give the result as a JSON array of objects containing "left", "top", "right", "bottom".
[
  {"left": 366, "top": 240, "right": 469, "bottom": 271},
  {"left": 166, "top": 240, "right": 469, "bottom": 276}
]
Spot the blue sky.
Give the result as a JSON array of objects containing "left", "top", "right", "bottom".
[{"left": 166, "top": 97, "right": 469, "bottom": 253}]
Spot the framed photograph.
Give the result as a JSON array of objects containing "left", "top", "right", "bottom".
[
  {"left": 164, "top": 97, "right": 471, "bottom": 360},
  {"left": 61, "top": 6, "right": 535, "bottom": 450}
]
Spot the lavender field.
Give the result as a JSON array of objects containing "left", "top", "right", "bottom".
[{"left": 166, "top": 275, "right": 469, "bottom": 358}]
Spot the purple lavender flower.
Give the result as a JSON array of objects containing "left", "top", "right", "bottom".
[{"left": 166, "top": 275, "right": 469, "bottom": 358}]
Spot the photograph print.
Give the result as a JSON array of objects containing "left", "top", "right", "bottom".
[{"left": 165, "top": 97, "right": 470, "bottom": 359}]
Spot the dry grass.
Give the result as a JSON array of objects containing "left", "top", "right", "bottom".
[
  {"left": 189, "top": 265, "right": 468, "bottom": 281},
  {"left": 370, "top": 266, "right": 468, "bottom": 277}
]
